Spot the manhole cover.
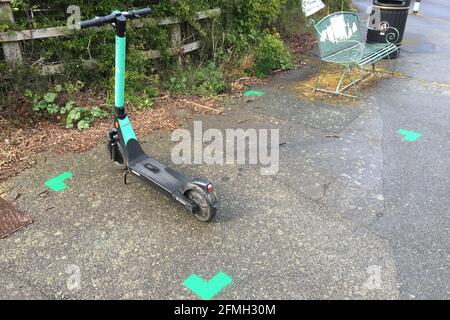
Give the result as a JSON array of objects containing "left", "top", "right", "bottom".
[{"left": 0, "top": 198, "right": 32, "bottom": 239}]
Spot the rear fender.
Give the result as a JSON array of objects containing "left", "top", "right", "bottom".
[
  {"left": 181, "top": 179, "right": 209, "bottom": 194},
  {"left": 181, "top": 180, "right": 218, "bottom": 208}
]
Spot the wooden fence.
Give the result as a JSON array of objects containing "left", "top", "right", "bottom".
[{"left": 0, "top": 0, "right": 220, "bottom": 72}]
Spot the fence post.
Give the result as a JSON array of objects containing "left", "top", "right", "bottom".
[
  {"left": 0, "top": 0, "right": 22, "bottom": 64},
  {"left": 170, "top": 23, "right": 182, "bottom": 63},
  {"left": 170, "top": 0, "right": 181, "bottom": 64}
]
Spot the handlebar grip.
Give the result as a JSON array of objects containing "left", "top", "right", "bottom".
[
  {"left": 79, "top": 17, "right": 102, "bottom": 29},
  {"left": 79, "top": 13, "right": 116, "bottom": 29},
  {"left": 127, "top": 8, "right": 152, "bottom": 18}
]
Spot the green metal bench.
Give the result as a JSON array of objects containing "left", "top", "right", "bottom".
[{"left": 310, "top": 12, "right": 400, "bottom": 98}]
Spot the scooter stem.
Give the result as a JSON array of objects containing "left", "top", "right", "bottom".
[
  {"left": 115, "top": 15, "right": 127, "bottom": 111},
  {"left": 113, "top": 14, "right": 137, "bottom": 146}
]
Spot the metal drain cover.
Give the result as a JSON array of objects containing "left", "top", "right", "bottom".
[{"left": 0, "top": 198, "right": 32, "bottom": 239}]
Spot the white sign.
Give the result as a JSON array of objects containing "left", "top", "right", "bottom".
[{"left": 302, "top": 0, "right": 326, "bottom": 17}]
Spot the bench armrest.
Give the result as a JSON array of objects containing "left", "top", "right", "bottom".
[
  {"left": 306, "top": 18, "right": 317, "bottom": 29},
  {"left": 384, "top": 27, "right": 400, "bottom": 45}
]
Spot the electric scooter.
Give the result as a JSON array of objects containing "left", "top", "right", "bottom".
[{"left": 80, "top": 8, "right": 218, "bottom": 222}]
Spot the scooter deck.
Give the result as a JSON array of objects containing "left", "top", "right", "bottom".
[
  {"left": 128, "top": 154, "right": 189, "bottom": 194},
  {"left": 127, "top": 152, "right": 198, "bottom": 212}
]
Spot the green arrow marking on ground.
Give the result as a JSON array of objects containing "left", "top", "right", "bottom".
[
  {"left": 45, "top": 171, "right": 73, "bottom": 192},
  {"left": 243, "top": 90, "right": 265, "bottom": 97},
  {"left": 398, "top": 129, "right": 422, "bottom": 142},
  {"left": 183, "top": 272, "right": 232, "bottom": 300}
]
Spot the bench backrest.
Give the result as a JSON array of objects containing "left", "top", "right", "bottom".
[{"left": 313, "top": 12, "right": 363, "bottom": 59}]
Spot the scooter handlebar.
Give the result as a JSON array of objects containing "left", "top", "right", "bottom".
[
  {"left": 79, "top": 8, "right": 151, "bottom": 29},
  {"left": 123, "top": 8, "right": 152, "bottom": 19}
]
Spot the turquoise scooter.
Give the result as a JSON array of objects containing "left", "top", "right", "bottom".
[{"left": 80, "top": 8, "right": 218, "bottom": 222}]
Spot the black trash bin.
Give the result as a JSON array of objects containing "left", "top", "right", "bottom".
[{"left": 367, "top": 0, "right": 411, "bottom": 59}]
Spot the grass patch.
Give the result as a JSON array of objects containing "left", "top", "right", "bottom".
[{"left": 291, "top": 62, "right": 402, "bottom": 103}]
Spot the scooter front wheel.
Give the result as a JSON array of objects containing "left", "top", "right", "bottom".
[{"left": 186, "top": 189, "right": 217, "bottom": 222}]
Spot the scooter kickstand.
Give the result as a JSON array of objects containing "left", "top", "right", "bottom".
[{"left": 123, "top": 169, "right": 130, "bottom": 185}]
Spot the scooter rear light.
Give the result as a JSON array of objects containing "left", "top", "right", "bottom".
[{"left": 207, "top": 184, "right": 213, "bottom": 193}]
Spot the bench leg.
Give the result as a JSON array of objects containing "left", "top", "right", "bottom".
[
  {"left": 314, "top": 61, "right": 329, "bottom": 93},
  {"left": 386, "top": 52, "right": 400, "bottom": 74},
  {"left": 314, "top": 61, "right": 322, "bottom": 92},
  {"left": 371, "top": 47, "right": 400, "bottom": 77},
  {"left": 315, "top": 64, "right": 361, "bottom": 99},
  {"left": 315, "top": 64, "right": 377, "bottom": 99},
  {"left": 370, "top": 61, "right": 397, "bottom": 77},
  {"left": 357, "top": 67, "right": 365, "bottom": 99},
  {"left": 336, "top": 66, "right": 368, "bottom": 98},
  {"left": 336, "top": 66, "right": 349, "bottom": 94},
  {"left": 347, "top": 66, "right": 366, "bottom": 99}
]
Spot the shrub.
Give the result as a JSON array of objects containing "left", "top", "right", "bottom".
[
  {"left": 163, "top": 62, "right": 229, "bottom": 96},
  {"left": 218, "top": 0, "right": 287, "bottom": 50},
  {"left": 254, "top": 33, "right": 293, "bottom": 77}
]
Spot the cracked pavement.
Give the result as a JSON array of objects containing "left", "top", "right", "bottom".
[{"left": 0, "top": 0, "right": 448, "bottom": 300}]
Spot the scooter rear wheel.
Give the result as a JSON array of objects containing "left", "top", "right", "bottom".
[{"left": 186, "top": 189, "right": 216, "bottom": 222}]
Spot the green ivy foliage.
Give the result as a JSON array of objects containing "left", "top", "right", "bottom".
[
  {"left": 25, "top": 84, "right": 109, "bottom": 129},
  {"left": 7, "top": 0, "right": 295, "bottom": 60},
  {"left": 1, "top": 0, "right": 352, "bottom": 115}
]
